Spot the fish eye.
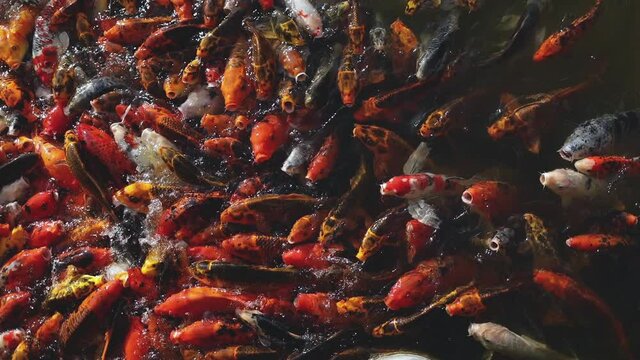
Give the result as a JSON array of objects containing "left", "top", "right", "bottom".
[{"left": 127, "top": 195, "right": 142, "bottom": 203}]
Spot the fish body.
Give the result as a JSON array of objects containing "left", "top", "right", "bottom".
[
  {"left": 574, "top": 156, "right": 640, "bottom": 179},
  {"left": 461, "top": 181, "right": 517, "bottom": 223},
  {"left": 420, "top": 90, "right": 491, "bottom": 138},
  {"left": 337, "top": 51, "right": 358, "bottom": 107},
  {"left": 483, "top": 0, "right": 546, "bottom": 64},
  {"left": 381, "top": 173, "right": 467, "bottom": 199},
  {"left": 65, "top": 77, "right": 127, "bottom": 117},
  {"left": 283, "top": 0, "right": 323, "bottom": 38},
  {"left": 305, "top": 44, "right": 342, "bottom": 109},
  {"left": 539, "top": 168, "right": 609, "bottom": 207},
  {"left": 559, "top": 111, "right": 640, "bottom": 161},
  {"left": 245, "top": 22, "right": 277, "bottom": 101},
  {"left": 489, "top": 81, "right": 590, "bottom": 154},
  {"left": 63, "top": 131, "right": 117, "bottom": 220},
  {"left": 468, "top": 322, "right": 575, "bottom": 360},
  {"left": 416, "top": 12, "right": 459, "bottom": 80},
  {"left": 33, "top": 0, "right": 69, "bottom": 85},
  {"left": 533, "top": 0, "right": 602, "bottom": 62},
  {"left": 221, "top": 39, "right": 251, "bottom": 111}
]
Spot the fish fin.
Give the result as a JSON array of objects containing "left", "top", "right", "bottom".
[
  {"left": 403, "top": 142, "right": 431, "bottom": 174},
  {"left": 523, "top": 131, "right": 541, "bottom": 154},
  {"left": 534, "top": 26, "right": 546, "bottom": 46},
  {"left": 499, "top": 93, "right": 520, "bottom": 113}
]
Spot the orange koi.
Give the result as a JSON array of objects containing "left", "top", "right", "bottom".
[
  {"left": 250, "top": 114, "right": 289, "bottom": 164},
  {"left": 405, "top": 219, "right": 436, "bottom": 263},
  {"left": 104, "top": 17, "right": 173, "bottom": 46},
  {"left": 221, "top": 38, "right": 252, "bottom": 111},
  {"left": 22, "top": 190, "right": 59, "bottom": 223},
  {"left": 533, "top": 269, "right": 630, "bottom": 357},
  {"left": 76, "top": 123, "right": 136, "bottom": 182},
  {"left": 0, "top": 291, "right": 29, "bottom": 326},
  {"left": 287, "top": 212, "right": 326, "bottom": 244},
  {"left": 306, "top": 132, "right": 339, "bottom": 182},
  {"left": 0, "top": 247, "right": 51, "bottom": 291},
  {"left": 154, "top": 287, "right": 251, "bottom": 318},
  {"left": 277, "top": 44, "right": 307, "bottom": 82},
  {"left": 170, "top": 319, "right": 254, "bottom": 348},
  {"left": 385, "top": 256, "right": 476, "bottom": 310},
  {"left": 33, "top": 136, "right": 80, "bottom": 190},
  {"left": 461, "top": 181, "right": 518, "bottom": 224},
  {"left": 533, "top": 0, "right": 603, "bottom": 62},
  {"left": 124, "top": 317, "right": 151, "bottom": 360},
  {"left": 59, "top": 280, "right": 124, "bottom": 348},
  {"left": 575, "top": 156, "right": 640, "bottom": 179},
  {"left": 282, "top": 243, "right": 342, "bottom": 270},
  {"left": 565, "top": 234, "right": 632, "bottom": 252}
]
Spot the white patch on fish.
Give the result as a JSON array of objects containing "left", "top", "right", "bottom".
[
  {"left": 284, "top": 0, "right": 324, "bottom": 38},
  {"left": 0, "top": 178, "right": 29, "bottom": 205}
]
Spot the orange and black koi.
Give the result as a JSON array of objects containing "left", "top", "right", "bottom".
[{"left": 533, "top": 0, "right": 603, "bottom": 62}]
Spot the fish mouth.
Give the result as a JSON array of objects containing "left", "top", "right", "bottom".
[
  {"left": 282, "top": 99, "right": 295, "bottom": 114},
  {"left": 225, "top": 102, "right": 238, "bottom": 112},
  {"left": 539, "top": 174, "right": 547, "bottom": 186},
  {"left": 295, "top": 72, "right": 308, "bottom": 83},
  {"left": 558, "top": 148, "right": 573, "bottom": 161},
  {"left": 461, "top": 191, "right": 473, "bottom": 205}
]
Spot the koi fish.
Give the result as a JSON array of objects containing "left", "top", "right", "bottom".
[
  {"left": 221, "top": 38, "right": 251, "bottom": 111},
  {"left": 250, "top": 114, "right": 289, "bottom": 164},
  {"left": 461, "top": 181, "right": 518, "bottom": 223},
  {"left": 380, "top": 173, "right": 467, "bottom": 199},
  {"left": 469, "top": 322, "right": 576, "bottom": 360},
  {"left": 565, "top": 234, "right": 631, "bottom": 252},
  {"left": 283, "top": 0, "right": 323, "bottom": 38},
  {"left": 33, "top": 0, "right": 70, "bottom": 86},
  {"left": 533, "top": 0, "right": 603, "bottom": 62},
  {"left": 574, "top": 156, "right": 640, "bottom": 179},
  {"left": 539, "top": 169, "right": 609, "bottom": 207},
  {"left": 416, "top": 11, "right": 459, "bottom": 80},
  {"left": 558, "top": 110, "right": 640, "bottom": 161}
]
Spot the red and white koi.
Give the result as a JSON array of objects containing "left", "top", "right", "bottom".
[
  {"left": 284, "top": 0, "right": 323, "bottom": 38},
  {"left": 574, "top": 156, "right": 640, "bottom": 179},
  {"left": 32, "top": 0, "right": 70, "bottom": 86},
  {"left": 380, "top": 172, "right": 467, "bottom": 199}
]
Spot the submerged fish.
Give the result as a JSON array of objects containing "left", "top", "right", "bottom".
[
  {"left": 558, "top": 110, "right": 640, "bottom": 162},
  {"left": 469, "top": 322, "right": 575, "bottom": 360},
  {"left": 416, "top": 11, "right": 459, "bottom": 80}
]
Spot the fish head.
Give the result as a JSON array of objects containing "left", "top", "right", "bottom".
[
  {"left": 114, "top": 182, "right": 154, "bottom": 213},
  {"left": 221, "top": 65, "right": 251, "bottom": 112},
  {"left": 487, "top": 115, "right": 517, "bottom": 140},
  {"left": 421, "top": 109, "right": 448, "bottom": 137},
  {"left": 370, "top": 27, "right": 387, "bottom": 52},
  {"left": 338, "top": 69, "right": 358, "bottom": 107},
  {"left": 539, "top": 169, "right": 583, "bottom": 196},
  {"left": 353, "top": 124, "right": 388, "bottom": 153}
]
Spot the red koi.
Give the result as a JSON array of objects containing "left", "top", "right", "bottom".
[
  {"left": 565, "top": 234, "right": 632, "bottom": 252},
  {"left": 533, "top": 0, "right": 603, "bottom": 62},
  {"left": 0, "top": 247, "right": 51, "bottom": 291},
  {"left": 250, "top": 114, "right": 289, "bottom": 164},
  {"left": 574, "top": 156, "right": 640, "bottom": 179},
  {"left": 385, "top": 256, "right": 476, "bottom": 310},
  {"left": 22, "top": 190, "right": 59, "bottom": 222}
]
